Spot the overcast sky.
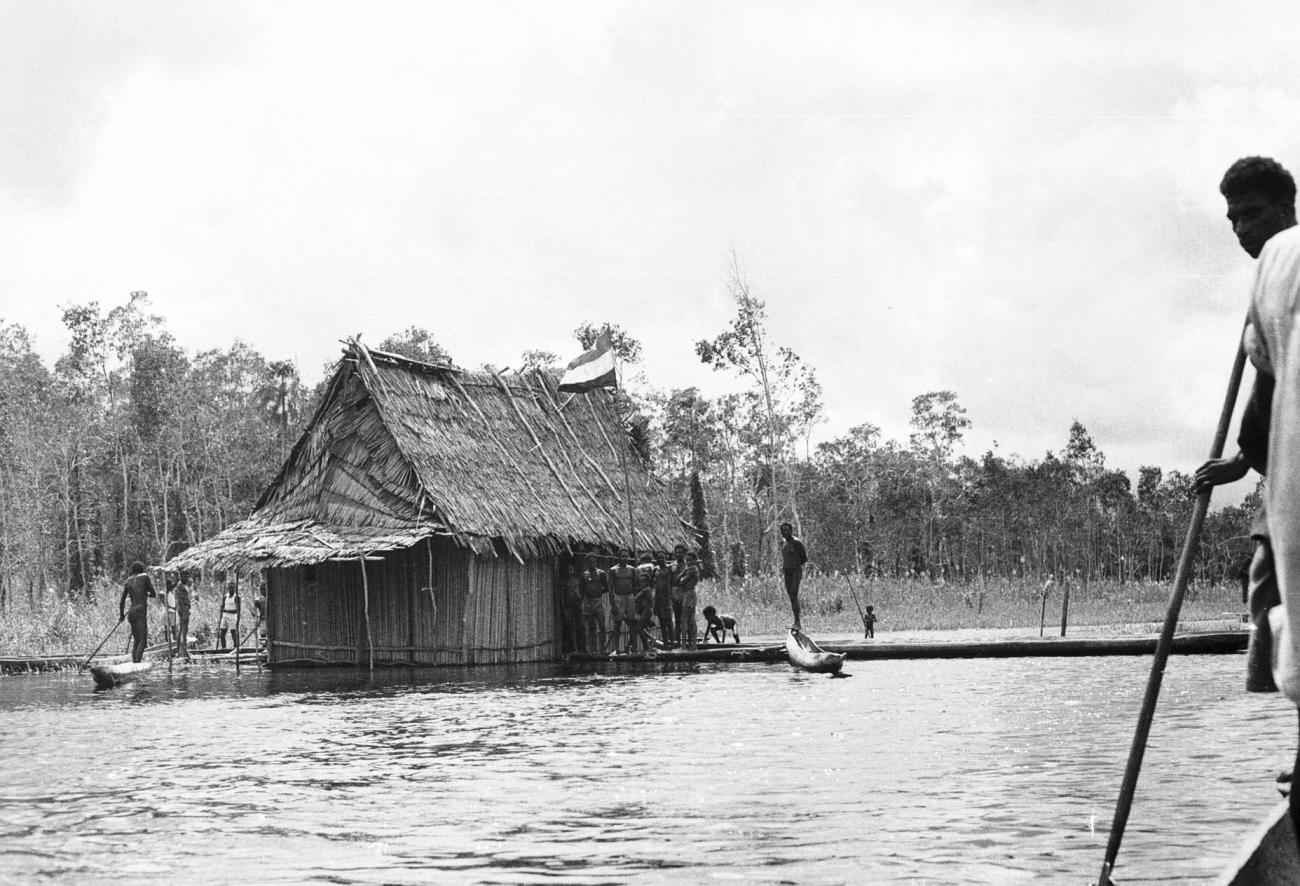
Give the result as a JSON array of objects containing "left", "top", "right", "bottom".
[{"left": 3, "top": 1, "right": 1298, "bottom": 502}]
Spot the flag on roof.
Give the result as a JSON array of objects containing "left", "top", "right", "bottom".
[{"left": 559, "top": 330, "right": 617, "bottom": 393}]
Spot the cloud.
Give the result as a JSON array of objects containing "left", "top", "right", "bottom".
[{"left": 4, "top": 0, "right": 1300, "bottom": 506}]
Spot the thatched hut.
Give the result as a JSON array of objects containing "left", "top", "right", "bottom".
[{"left": 166, "top": 340, "right": 687, "bottom": 667}]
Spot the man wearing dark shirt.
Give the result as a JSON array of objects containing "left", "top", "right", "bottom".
[
  {"left": 118, "top": 561, "right": 157, "bottom": 663},
  {"left": 780, "top": 522, "right": 808, "bottom": 631}
]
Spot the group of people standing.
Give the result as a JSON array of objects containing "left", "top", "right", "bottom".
[
  {"left": 117, "top": 562, "right": 264, "bottom": 662},
  {"left": 560, "top": 522, "right": 815, "bottom": 655},
  {"left": 561, "top": 544, "right": 702, "bottom": 654}
]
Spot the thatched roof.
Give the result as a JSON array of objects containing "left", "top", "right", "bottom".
[{"left": 166, "top": 340, "right": 687, "bottom": 570}]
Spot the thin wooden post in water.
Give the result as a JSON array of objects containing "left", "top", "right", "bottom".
[
  {"left": 1059, "top": 580, "right": 1070, "bottom": 637},
  {"left": 235, "top": 573, "right": 242, "bottom": 675},
  {"left": 360, "top": 555, "right": 374, "bottom": 672},
  {"left": 1096, "top": 339, "right": 1246, "bottom": 886}
]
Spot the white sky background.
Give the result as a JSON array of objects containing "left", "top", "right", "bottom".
[{"left": 3, "top": 1, "right": 1298, "bottom": 502}]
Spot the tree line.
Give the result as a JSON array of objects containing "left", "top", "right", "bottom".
[{"left": 0, "top": 284, "right": 1255, "bottom": 609}]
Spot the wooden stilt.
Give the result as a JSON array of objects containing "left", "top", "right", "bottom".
[
  {"left": 235, "top": 572, "right": 242, "bottom": 675},
  {"left": 360, "top": 555, "right": 374, "bottom": 672}
]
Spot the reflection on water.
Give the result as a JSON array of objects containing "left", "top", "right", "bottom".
[{"left": 0, "top": 655, "right": 1292, "bottom": 884}]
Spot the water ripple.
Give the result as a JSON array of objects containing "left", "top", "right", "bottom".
[{"left": 0, "top": 656, "right": 1292, "bottom": 884}]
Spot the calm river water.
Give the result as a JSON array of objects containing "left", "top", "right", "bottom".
[{"left": 0, "top": 653, "right": 1293, "bottom": 884}]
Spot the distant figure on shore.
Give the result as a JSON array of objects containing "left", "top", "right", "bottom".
[
  {"left": 174, "top": 571, "right": 194, "bottom": 660},
  {"left": 863, "top": 605, "right": 876, "bottom": 639},
  {"left": 700, "top": 605, "right": 739, "bottom": 644},
  {"left": 579, "top": 554, "right": 608, "bottom": 654},
  {"left": 217, "top": 584, "right": 241, "bottom": 650},
  {"left": 118, "top": 561, "right": 157, "bottom": 663},
  {"left": 779, "top": 522, "right": 808, "bottom": 631}
]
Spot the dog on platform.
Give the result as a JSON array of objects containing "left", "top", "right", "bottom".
[{"left": 700, "top": 605, "right": 740, "bottom": 644}]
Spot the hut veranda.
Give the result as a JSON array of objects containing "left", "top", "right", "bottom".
[{"left": 166, "top": 341, "right": 687, "bottom": 667}]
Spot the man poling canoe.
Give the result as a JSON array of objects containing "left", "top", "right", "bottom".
[
  {"left": 1098, "top": 156, "right": 1300, "bottom": 885},
  {"left": 118, "top": 561, "right": 157, "bottom": 664}
]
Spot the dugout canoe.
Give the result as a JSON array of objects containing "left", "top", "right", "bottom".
[
  {"left": 786, "top": 627, "right": 846, "bottom": 675},
  {"left": 89, "top": 660, "right": 153, "bottom": 690},
  {"left": 1214, "top": 801, "right": 1297, "bottom": 885}
]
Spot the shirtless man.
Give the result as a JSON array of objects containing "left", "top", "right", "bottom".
[
  {"left": 652, "top": 550, "right": 675, "bottom": 647},
  {"left": 118, "top": 561, "right": 157, "bottom": 663},
  {"left": 606, "top": 550, "right": 640, "bottom": 654},
  {"left": 779, "top": 522, "right": 808, "bottom": 631},
  {"left": 579, "top": 555, "right": 608, "bottom": 654}
]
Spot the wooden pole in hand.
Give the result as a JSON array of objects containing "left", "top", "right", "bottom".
[
  {"left": 1096, "top": 338, "right": 1247, "bottom": 886},
  {"left": 79, "top": 620, "right": 123, "bottom": 671}
]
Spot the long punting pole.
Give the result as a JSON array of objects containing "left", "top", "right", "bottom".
[
  {"left": 1097, "top": 338, "right": 1247, "bottom": 886},
  {"left": 79, "top": 620, "right": 123, "bottom": 671}
]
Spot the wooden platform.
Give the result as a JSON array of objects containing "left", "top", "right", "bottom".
[
  {"left": 1, "top": 644, "right": 265, "bottom": 675},
  {"left": 564, "top": 631, "right": 1248, "bottom": 664}
]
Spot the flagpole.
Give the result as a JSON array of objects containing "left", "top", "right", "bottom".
[{"left": 614, "top": 350, "right": 638, "bottom": 556}]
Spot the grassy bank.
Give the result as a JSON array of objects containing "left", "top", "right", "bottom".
[
  {"left": 698, "top": 573, "right": 1246, "bottom": 639},
  {"left": 1, "top": 573, "right": 1246, "bottom": 657}
]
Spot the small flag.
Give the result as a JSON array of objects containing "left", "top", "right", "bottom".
[{"left": 558, "top": 330, "right": 617, "bottom": 393}]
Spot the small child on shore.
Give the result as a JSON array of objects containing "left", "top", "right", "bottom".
[{"left": 863, "top": 605, "right": 877, "bottom": 639}]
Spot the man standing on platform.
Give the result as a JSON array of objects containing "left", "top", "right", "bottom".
[
  {"left": 579, "top": 554, "right": 608, "bottom": 655},
  {"left": 779, "top": 522, "right": 808, "bottom": 631},
  {"left": 174, "top": 570, "right": 194, "bottom": 661},
  {"left": 118, "top": 561, "right": 157, "bottom": 663},
  {"left": 670, "top": 546, "right": 700, "bottom": 649},
  {"left": 652, "top": 550, "right": 675, "bottom": 647},
  {"left": 560, "top": 559, "right": 583, "bottom": 653},
  {"left": 606, "top": 550, "right": 640, "bottom": 654}
]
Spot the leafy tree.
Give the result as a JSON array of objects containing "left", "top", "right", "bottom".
[
  {"left": 378, "top": 327, "right": 455, "bottom": 366},
  {"left": 689, "top": 470, "right": 717, "bottom": 579}
]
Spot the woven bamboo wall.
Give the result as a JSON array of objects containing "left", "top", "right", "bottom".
[
  {"left": 267, "top": 561, "right": 362, "bottom": 665},
  {"left": 266, "top": 539, "right": 558, "bottom": 667},
  {"left": 463, "top": 554, "right": 558, "bottom": 664}
]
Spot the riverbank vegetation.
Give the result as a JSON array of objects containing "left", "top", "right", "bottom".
[
  {"left": 1, "top": 284, "right": 1258, "bottom": 621},
  {"left": 703, "top": 573, "right": 1245, "bottom": 639},
  {"left": 3, "top": 572, "right": 1244, "bottom": 656}
]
